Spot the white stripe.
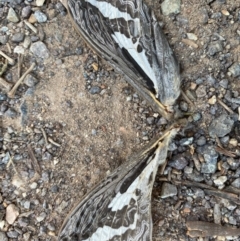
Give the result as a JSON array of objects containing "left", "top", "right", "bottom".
[{"left": 86, "top": 0, "right": 134, "bottom": 20}]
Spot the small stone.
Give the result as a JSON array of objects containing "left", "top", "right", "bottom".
[
  {"left": 36, "top": 212, "right": 47, "bottom": 222},
  {"left": 179, "top": 137, "right": 193, "bottom": 146},
  {"left": 168, "top": 154, "right": 188, "bottom": 170},
  {"left": 209, "top": 114, "right": 234, "bottom": 138},
  {"left": 34, "top": 10, "right": 47, "bottom": 23},
  {"left": 221, "top": 9, "right": 230, "bottom": 16},
  {"left": 7, "top": 8, "right": 19, "bottom": 23},
  {"left": 229, "top": 138, "right": 238, "bottom": 147},
  {"left": 161, "top": 0, "right": 180, "bottom": 15},
  {"left": 231, "top": 178, "right": 240, "bottom": 188},
  {"left": 208, "top": 41, "right": 223, "bottom": 56},
  {"left": 42, "top": 151, "right": 52, "bottom": 161},
  {"left": 200, "top": 145, "right": 218, "bottom": 174},
  {"left": 89, "top": 86, "right": 101, "bottom": 94},
  {"left": 214, "top": 176, "right": 227, "bottom": 186},
  {"left": 22, "top": 6, "right": 31, "bottom": 18},
  {"left": 6, "top": 204, "right": 20, "bottom": 225},
  {"left": 219, "top": 79, "right": 228, "bottom": 89},
  {"left": 23, "top": 201, "right": 30, "bottom": 209},
  {"left": 30, "top": 182, "right": 37, "bottom": 189},
  {"left": 192, "top": 112, "right": 202, "bottom": 122},
  {"left": 228, "top": 63, "right": 240, "bottom": 77},
  {"left": 51, "top": 185, "right": 59, "bottom": 193},
  {"left": 0, "top": 35, "right": 9, "bottom": 45},
  {"left": 5, "top": 108, "right": 18, "bottom": 118},
  {"left": 196, "top": 85, "right": 206, "bottom": 98},
  {"left": 36, "top": 0, "right": 45, "bottom": 6},
  {"left": 0, "top": 93, "right": 7, "bottom": 101},
  {"left": 146, "top": 117, "right": 154, "bottom": 125},
  {"left": 76, "top": 47, "right": 83, "bottom": 55},
  {"left": 7, "top": 231, "right": 19, "bottom": 238},
  {"left": 187, "top": 33, "right": 198, "bottom": 41},
  {"left": 160, "top": 182, "right": 177, "bottom": 198},
  {"left": 30, "top": 41, "right": 49, "bottom": 59},
  {"left": 24, "top": 74, "right": 39, "bottom": 87},
  {"left": 179, "top": 101, "right": 188, "bottom": 111},
  {"left": 0, "top": 232, "right": 8, "bottom": 241},
  {"left": 208, "top": 95, "right": 217, "bottom": 105},
  {"left": 11, "top": 32, "right": 24, "bottom": 43},
  {"left": 23, "top": 36, "right": 31, "bottom": 48},
  {"left": 196, "top": 136, "right": 206, "bottom": 146},
  {"left": 28, "top": 14, "right": 37, "bottom": 24},
  {"left": 14, "top": 46, "right": 25, "bottom": 54},
  {"left": 184, "top": 166, "right": 193, "bottom": 174}
]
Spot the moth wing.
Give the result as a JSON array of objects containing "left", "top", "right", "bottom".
[{"left": 58, "top": 127, "right": 179, "bottom": 241}]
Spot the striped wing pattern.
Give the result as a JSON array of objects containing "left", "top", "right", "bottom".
[
  {"left": 58, "top": 127, "right": 179, "bottom": 241},
  {"left": 66, "top": 0, "right": 180, "bottom": 118}
]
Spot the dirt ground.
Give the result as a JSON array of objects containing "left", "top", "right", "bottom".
[{"left": 1, "top": 0, "right": 240, "bottom": 240}]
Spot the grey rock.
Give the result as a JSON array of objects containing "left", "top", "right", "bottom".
[
  {"left": 89, "top": 86, "right": 101, "bottom": 94},
  {"left": 75, "top": 47, "right": 83, "bottom": 55},
  {"left": 192, "top": 112, "right": 202, "bottom": 122},
  {"left": 219, "top": 79, "right": 228, "bottom": 89},
  {"left": 24, "top": 74, "right": 39, "bottom": 87},
  {"left": 34, "top": 10, "right": 47, "bottom": 23},
  {"left": 42, "top": 151, "right": 52, "bottom": 161},
  {"left": 176, "top": 15, "right": 189, "bottom": 26},
  {"left": 7, "top": 231, "right": 19, "bottom": 238},
  {"left": 23, "top": 201, "right": 30, "bottom": 209},
  {"left": 22, "top": 6, "right": 31, "bottom": 18},
  {"left": 196, "top": 85, "right": 206, "bottom": 98},
  {"left": 179, "top": 101, "right": 188, "bottom": 112},
  {"left": 228, "top": 63, "right": 240, "bottom": 77},
  {"left": 200, "top": 8, "right": 209, "bottom": 24},
  {"left": 200, "top": 145, "right": 218, "bottom": 174},
  {"left": 231, "top": 178, "right": 240, "bottom": 188},
  {"left": 186, "top": 172, "right": 204, "bottom": 182},
  {"left": 196, "top": 136, "right": 206, "bottom": 146},
  {"left": 206, "top": 75, "right": 216, "bottom": 85},
  {"left": 36, "top": 212, "right": 47, "bottom": 222},
  {"left": 209, "top": 114, "right": 234, "bottom": 138},
  {"left": 208, "top": 41, "right": 223, "bottom": 56},
  {"left": 0, "top": 35, "right": 8, "bottom": 44},
  {"left": 179, "top": 137, "right": 193, "bottom": 146},
  {"left": 184, "top": 166, "right": 193, "bottom": 174},
  {"left": 227, "top": 158, "right": 239, "bottom": 170},
  {"left": 0, "top": 93, "right": 7, "bottom": 101},
  {"left": 160, "top": 182, "right": 177, "bottom": 198},
  {"left": 168, "top": 154, "right": 188, "bottom": 170},
  {"left": 0, "top": 232, "right": 8, "bottom": 241},
  {"left": 51, "top": 185, "right": 59, "bottom": 193},
  {"left": 18, "top": 217, "right": 29, "bottom": 227},
  {"left": 11, "top": 32, "right": 24, "bottom": 43},
  {"left": 161, "top": 0, "right": 181, "bottom": 15},
  {"left": 146, "top": 117, "right": 154, "bottom": 125},
  {"left": 5, "top": 108, "right": 18, "bottom": 118},
  {"left": 30, "top": 41, "right": 49, "bottom": 59},
  {"left": 7, "top": 8, "right": 19, "bottom": 23}
]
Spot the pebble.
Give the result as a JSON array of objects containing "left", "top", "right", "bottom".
[
  {"left": 6, "top": 204, "right": 20, "bottom": 225},
  {"left": 28, "top": 14, "right": 37, "bottom": 24},
  {"left": 208, "top": 41, "right": 223, "bottom": 56},
  {"left": 219, "top": 79, "right": 229, "bottom": 89},
  {"left": 196, "top": 136, "right": 206, "bottom": 146},
  {"left": 36, "top": 212, "right": 47, "bottom": 222},
  {"left": 161, "top": 0, "right": 181, "bottom": 15},
  {"left": 7, "top": 231, "right": 19, "bottom": 238},
  {"left": 5, "top": 108, "right": 18, "bottom": 118},
  {"left": 196, "top": 85, "right": 206, "bottom": 98},
  {"left": 0, "top": 35, "right": 9, "bottom": 45},
  {"left": 213, "top": 176, "right": 227, "bottom": 186},
  {"left": 34, "top": 10, "right": 48, "bottom": 23},
  {"left": 168, "top": 154, "right": 188, "bottom": 170},
  {"left": 208, "top": 95, "right": 217, "bottom": 105},
  {"left": 179, "top": 101, "right": 188, "bottom": 111},
  {"left": 0, "top": 232, "right": 8, "bottom": 241},
  {"left": 0, "top": 93, "right": 7, "bottom": 101},
  {"left": 23, "top": 201, "right": 30, "bottom": 209},
  {"left": 14, "top": 46, "right": 25, "bottom": 54},
  {"left": 30, "top": 182, "right": 37, "bottom": 189},
  {"left": 192, "top": 112, "right": 202, "bottom": 122},
  {"left": 179, "top": 137, "right": 193, "bottom": 146},
  {"left": 22, "top": 6, "right": 31, "bottom": 18},
  {"left": 89, "top": 86, "right": 101, "bottom": 94},
  {"left": 160, "top": 182, "right": 177, "bottom": 198},
  {"left": 209, "top": 114, "right": 234, "bottom": 138},
  {"left": 200, "top": 145, "right": 218, "bottom": 174},
  {"left": 42, "top": 151, "right": 52, "bottom": 161},
  {"left": 231, "top": 178, "right": 240, "bottom": 188},
  {"left": 30, "top": 41, "right": 49, "bottom": 59},
  {"left": 229, "top": 138, "right": 238, "bottom": 147},
  {"left": 146, "top": 117, "right": 154, "bottom": 125},
  {"left": 228, "top": 63, "right": 240, "bottom": 77},
  {"left": 11, "top": 32, "right": 25, "bottom": 43},
  {"left": 36, "top": 0, "right": 45, "bottom": 6},
  {"left": 24, "top": 74, "right": 39, "bottom": 87},
  {"left": 187, "top": 33, "right": 198, "bottom": 41},
  {"left": 7, "top": 8, "right": 19, "bottom": 23}
]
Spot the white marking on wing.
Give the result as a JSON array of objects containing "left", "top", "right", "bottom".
[
  {"left": 86, "top": 0, "right": 134, "bottom": 20},
  {"left": 112, "top": 32, "right": 158, "bottom": 96}
]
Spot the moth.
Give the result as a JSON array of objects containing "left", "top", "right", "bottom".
[
  {"left": 58, "top": 125, "right": 180, "bottom": 240},
  {"left": 60, "top": 0, "right": 181, "bottom": 119}
]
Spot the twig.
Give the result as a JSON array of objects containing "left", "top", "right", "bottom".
[
  {"left": 48, "top": 137, "right": 61, "bottom": 147},
  {"left": 8, "top": 63, "right": 35, "bottom": 98},
  {"left": 0, "top": 50, "right": 15, "bottom": 65},
  {"left": 186, "top": 221, "right": 240, "bottom": 237},
  {"left": 0, "top": 77, "right": 13, "bottom": 91},
  {"left": 217, "top": 98, "right": 234, "bottom": 114},
  {"left": 215, "top": 146, "right": 236, "bottom": 158},
  {"left": 17, "top": 54, "right": 23, "bottom": 79},
  {"left": 27, "top": 145, "right": 41, "bottom": 175},
  {"left": 24, "top": 20, "right": 38, "bottom": 34},
  {"left": 181, "top": 90, "right": 195, "bottom": 107},
  {"left": 41, "top": 127, "right": 48, "bottom": 145}
]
